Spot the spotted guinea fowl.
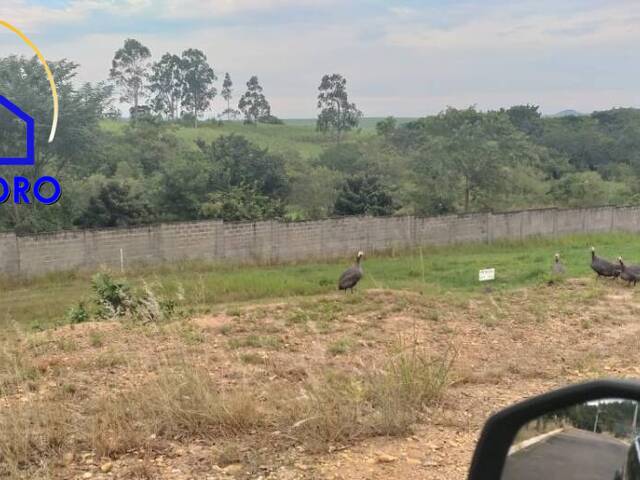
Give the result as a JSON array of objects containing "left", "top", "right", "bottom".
[
  {"left": 618, "top": 257, "right": 640, "bottom": 286},
  {"left": 338, "top": 251, "right": 364, "bottom": 293},
  {"left": 552, "top": 253, "right": 566, "bottom": 275},
  {"left": 590, "top": 247, "right": 620, "bottom": 279}
]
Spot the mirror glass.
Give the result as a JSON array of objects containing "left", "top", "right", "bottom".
[{"left": 501, "top": 398, "right": 640, "bottom": 480}]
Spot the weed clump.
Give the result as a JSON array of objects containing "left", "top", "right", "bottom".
[
  {"left": 66, "top": 301, "right": 90, "bottom": 324},
  {"left": 89, "top": 272, "right": 179, "bottom": 323},
  {"left": 92, "top": 272, "right": 133, "bottom": 318}
]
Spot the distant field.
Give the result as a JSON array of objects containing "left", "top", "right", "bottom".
[
  {"left": 100, "top": 117, "right": 389, "bottom": 158},
  {"left": 282, "top": 117, "right": 418, "bottom": 129},
  {"left": 3, "top": 232, "right": 640, "bottom": 331}
]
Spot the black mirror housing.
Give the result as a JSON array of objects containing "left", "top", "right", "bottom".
[{"left": 468, "top": 379, "right": 640, "bottom": 480}]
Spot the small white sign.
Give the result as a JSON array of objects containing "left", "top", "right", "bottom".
[{"left": 479, "top": 268, "right": 495, "bottom": 282}]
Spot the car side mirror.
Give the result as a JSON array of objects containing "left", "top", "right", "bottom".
[{"left": 467, "top": 380, "right": 640, "bottom": 480}]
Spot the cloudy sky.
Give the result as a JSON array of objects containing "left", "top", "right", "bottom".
[{"left": 1, "top": 0, "right": 639, "bottom": 117}]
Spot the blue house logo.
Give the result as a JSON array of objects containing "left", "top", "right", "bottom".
[
  {"left": 0, "top": 95, "right": 61, "bottom": 204},
  {"left": 0, "top": 95, "right": 35, "bottom": 166}
]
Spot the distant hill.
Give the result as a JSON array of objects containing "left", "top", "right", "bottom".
[{"left": 546, "top": 109, "right": 585, "bottom": 118}]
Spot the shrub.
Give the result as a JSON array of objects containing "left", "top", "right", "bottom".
[
  {"left": 90, "top": 274, "right": 177, "bottom": 323},
  {"left": 91, "top": 272, "right": 133, "bottom": 318},
  {"left": 66, "top": 301, "right": 90, "bottom": 324}
]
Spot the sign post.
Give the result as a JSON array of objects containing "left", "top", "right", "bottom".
[{"left": 479, "top": 268, "right": 495, "bottom": 282}]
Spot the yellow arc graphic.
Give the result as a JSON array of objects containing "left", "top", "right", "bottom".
[{"left": 0, "top": 20, "right": 58, "bottom": 143}]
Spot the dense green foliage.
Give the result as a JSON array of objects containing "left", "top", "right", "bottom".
[{"left": 2, "top": 52, "right": 640, "bottom": 233}]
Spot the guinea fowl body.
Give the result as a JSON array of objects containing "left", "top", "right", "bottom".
[
  {"left": 590, "top": 247, "right": 620, "bottom": 279},
  {"left": 619, "top": 257, "right": 640, "bottom": 286},
  {"left": 339, "top": 251, "right": 364, "bottom": 292}
]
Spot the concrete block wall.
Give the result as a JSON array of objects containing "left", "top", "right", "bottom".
[
  {"left": 318, "top": 217, "right": 372, "bottom": 257},
  {"left": 0, "top": 232, "right": 18, "bottom": 275},
  {"left": 2, "top": 205, "right": 640, "bottom": 277},
  {"left": 88, "top": 226, "right": 160, "bottom": 269},
  {"left": 365, "top": 215, "right": 415, "bottom": 252},
  {"left": 272, "top": 219, "right": 326, "bottom": 262},
  {"left": 415, "top": 215, "right": 455, "bottom": 245},
  {"left": 613, "top": 206, "right": 640, "bottom": 232},
  {"left": 159, "top": 221, "right": 222, "bottom": 262},
  {"left": 18, "top": 230, "right": 86, "bottom": 276}
]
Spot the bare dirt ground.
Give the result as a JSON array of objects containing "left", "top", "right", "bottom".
[{"left": 2, "top": 278, "right": 640, "bottom": 479}]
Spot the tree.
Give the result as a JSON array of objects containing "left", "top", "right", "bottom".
[
  {"left": 149, "top": 53, "right": 183, "bottom": 119},
  {"left": 109, "top": 38, "right": 151, "bottom": 116},
  {"left": 197, "top": 134, "right": 289, "bottom": 200},
  {"left": 287, "top": 153, "right": 342, "bottom": 219},
  {"left": 220, "top": 72, "right": 239, "bottom": 121},
  {"left": 376, "top": 116, "right": 397, "bottom": 138},
  {"left": 0, "top": 55, "right": 113, "bottom": 232},
  {"left": 549, "top": 171, "right": 631, "bottom": 207},
  {"left": 201, "top": 185, "right": 285, "bottom": 221},
  {"left": 540, "top": 116, "right": 614, "bottom": 173},
  {"left": 316, "top": 73, "right": 362, "bottom": 144},
  {"left": 180, "top": 49, "right": 217, "bottom": 128},
  {"left": 73, "top": 177, "right": 153, "bottom": 228},
  {"left": 194, "top": 134, "right": 289, "bottom": 220},
  {"left": 238, "top": 76, "right": 271, "bottom": 125},
  {"left": 196, "top": 134, "right": 289, "bottom": 220},
  {"left": 504, "top": 104, "right": 543, "bottom": 138},
  {"left": 409, "top": 107, "right": 542, "bottom": 213},
  {"left": 316, "top": 143, "right": 367, "bottom": 175},
  {"left": 334, "top": 175, "right": 394, "bottom": 216},
  {"left": 0, "top": 55, "right": 111, "bottom": 178}
]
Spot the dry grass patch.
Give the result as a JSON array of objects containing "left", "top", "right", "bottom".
[
  {"left": 89, "top": 364, "right": 264, "bottom": 460},
  {"left": 228, "top": 334, "right": 283, "bottom": 350},
  {"left": 327, "top": 338, "right": 352, "bottom": 356},
  {"left": 0, "top": 342, "right": 40, "bottom": 396},
  {"left": 290, "top": 338, "right": 454, "bottom": 451},
  {"left": 0, "top": 400, "right": 74, "bottom": 477}
]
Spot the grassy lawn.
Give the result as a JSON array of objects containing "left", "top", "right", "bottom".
[{"left": 2, "top": 232, "right": 639, "bottom": 331}]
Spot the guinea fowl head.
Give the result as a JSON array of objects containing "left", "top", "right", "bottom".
[
  {"left": 619, "top": 256, "right": 625, "bottom": 268},
  {"left": 591, "top": 246, "right": 596, "bottom": 259},
  {"left": 357, "top": 251, "right": 364, "bottom": 259},
  {"left": 555, "top": 253, "right": 560, "bottom": 262}
]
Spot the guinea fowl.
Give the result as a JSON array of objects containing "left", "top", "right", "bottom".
[
  {"left": 552, "top": 253, "right": 566, "bottom": 275},
  {"left": 590, "top": 247, "right": 620, "bottom": 279},
  {"left": 338, "top": 251, "right": 364, "bottom": 293},
  {"left": 618, "top": 257, "right": 640, "bottom": 286}
]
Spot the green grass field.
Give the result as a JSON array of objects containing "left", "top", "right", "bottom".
[
  {"left": 281, "top": 117, "right": 418, "bottom": 129},
  {"left": 2, "top": 232, "right": 639, "bottom": 331},
  {"left": 101, "top": 118, "right": 381, "bottom": 158}
]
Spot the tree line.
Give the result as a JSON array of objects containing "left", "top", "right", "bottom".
[
  {"left": 2, "top": 45, "right": 640, "bottom": 233},
  {"left": 108, "top": 38, "right": 361, "bottom": 141}
]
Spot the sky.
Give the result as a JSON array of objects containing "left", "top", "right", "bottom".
[{"left": 1, "top": 0, "right": 639, "bottom": 118}]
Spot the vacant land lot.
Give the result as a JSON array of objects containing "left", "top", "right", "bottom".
[{"left": 1, "top": 233, "right": 640, "bottom": 479}]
